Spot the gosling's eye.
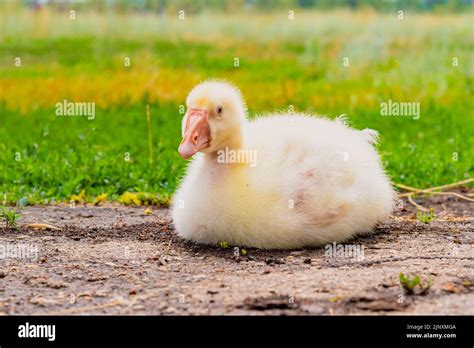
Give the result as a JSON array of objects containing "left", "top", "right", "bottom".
[{"left": 216, "top": 105, "right": 223, "bottom": 116}]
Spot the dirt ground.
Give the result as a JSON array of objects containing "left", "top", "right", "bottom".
[{"left": 0, "top": 192, "right": 472, "bottom": 315}]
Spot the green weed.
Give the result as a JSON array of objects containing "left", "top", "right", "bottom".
[{"left": 0, "top": 207, "right": 22, "bottom": 230}]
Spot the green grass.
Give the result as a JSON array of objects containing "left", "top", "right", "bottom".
[
  {"left": 0, "top": 9, "right": 472, "bottom": 205},
  {"left": 399, "top": 272, "right": 432, "bottom": 295},
  {"left": 416, "top": 209, "right": 436, "bottom": 224},
  {"left": 0, "top": 103, "right": 182, "bottom": 204},
  {"left": 0, "top": 207, "right": 21, "bottom": 229}
]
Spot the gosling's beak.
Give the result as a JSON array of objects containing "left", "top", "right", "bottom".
[{"left": 178, "top": 109, "right": 211, "bottom": 159}]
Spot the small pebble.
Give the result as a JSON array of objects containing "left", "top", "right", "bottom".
[{"left": 265, "top": 258, "right": 284, "bottom": 265}]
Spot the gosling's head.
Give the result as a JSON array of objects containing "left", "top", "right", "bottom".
[{"left": 178, "top": 80, "right": 247, "bottom": 159}]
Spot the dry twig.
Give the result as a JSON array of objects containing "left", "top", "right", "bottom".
[{"left": 394, "top": 178, "right": 473, "bottom": 211}]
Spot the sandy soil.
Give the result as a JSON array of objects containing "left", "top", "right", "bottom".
[{"left": 0, "top": 193, "right": 472, "bottom": 315}]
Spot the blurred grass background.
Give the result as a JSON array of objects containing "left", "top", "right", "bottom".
[{"left": 0, "top": 0, "right": 473, "bottom": 205}]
